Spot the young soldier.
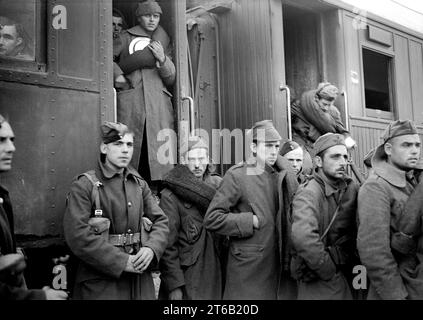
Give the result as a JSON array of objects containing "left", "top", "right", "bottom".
[
  {"left": 159, "top": 137, "right": 223, "bottom": 300},
  {"left": 280, "top": 140, "right": 312, "bottom": 184},
  {"left": 64, "top": 122, "right": 169, "bottom": 300},
  {"left": 291, "top": 133, "right": 359, "bottom": 300},
  {"left": 358, "top": 120, "right": 422, "bottom": 299},
  {"left": 204, "top": 120, "right": 298, "bottom": 300}
]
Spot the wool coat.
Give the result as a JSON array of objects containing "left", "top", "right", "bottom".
[
  {"left": 159, "top": 171, "right": 223, "bottom": 299},
  {"left": 115, "top": 25, "right": 176, "bottom": 181},
  {"left": 204, "top": 156, "right": 298, "bottom": 300},
  {"left": 63, "top": 160, "right": 169, "bottom": 300},
  {"left": 291, "top": 170, "right": 359, "bottom": 300}
]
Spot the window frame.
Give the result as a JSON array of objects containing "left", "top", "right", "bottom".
[
  {"left": 0, "top": 0, "right": 46, "bottom": 72},
  {"left": 361, "top": 45, "right": 396, "bottom": 121}
]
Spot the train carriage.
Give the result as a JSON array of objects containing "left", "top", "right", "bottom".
[{"left": 0, "top": 0, "right": 422, "bottom": 289}]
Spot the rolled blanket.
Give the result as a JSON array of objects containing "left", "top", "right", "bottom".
[
  {"left": 118, "top": 25, "right": 170, "bottom": 74},
  {"left": 162, "top": 165, "right": 217, "bottom": 214}
]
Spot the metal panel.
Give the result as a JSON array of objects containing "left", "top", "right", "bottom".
[
  {"left": 393, "top": 34, "right": 413, "bottom": 120},
  {"left": 409, "top": 40, "right": 423, "bottom": 125},
  {"left": 0, "top": 82, "right": 100, "bottom": 237}
]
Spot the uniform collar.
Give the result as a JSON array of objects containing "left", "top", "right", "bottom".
[
  {"left": 245, "top": 157, "right": 276, "bottom": 174},
  {"left": 97, "top": 158, "right": 141, "bottom": 181},
  {"left": 372, "top": 144, "right": 408, "bottom": 188}
]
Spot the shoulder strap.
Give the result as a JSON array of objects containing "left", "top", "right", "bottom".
[
  {"left": 82, "top": 170, "right": 103, "bottom": 215},
  {"left": 319, "top": 189, "right": 346, "bottom": 242}
]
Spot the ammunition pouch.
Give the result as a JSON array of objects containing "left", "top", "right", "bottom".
[{"left": 88, "top": 216, "right": 110, "bottom": 241}]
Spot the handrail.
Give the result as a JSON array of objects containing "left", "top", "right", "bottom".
[
  {"left": 280, "top": 85, "right": 292, "bottom": 140},
  {"left": 182, "top": 96, "right": 195, "bottom": 136},
  {"left": 341, "top": 91, "right": 350, "bottom": 131}
]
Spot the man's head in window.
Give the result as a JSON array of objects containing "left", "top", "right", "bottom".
[
  {"left": 315, "top": 82, "right": 339, "bottom": 111},
  {"left": 0, "top": 16, "right": 30, "bottom": 59},
  {"left": 135, "top": 1, "right": 163, "bottom": 34}
]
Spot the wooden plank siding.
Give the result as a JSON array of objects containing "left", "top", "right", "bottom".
[
  {"left": 217, "top": 0, "right": 286, "bottom": 142},
  {"left": 341, "top": 10, "right": 423, "bottom": 170}
]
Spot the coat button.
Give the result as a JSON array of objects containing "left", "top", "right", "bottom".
[{"left": 128, "top": 201, "right": 132, "bottom": 207}]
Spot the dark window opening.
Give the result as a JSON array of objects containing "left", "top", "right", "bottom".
[{"left": 363, "top": 48, "right": 393, "bottom": 114}]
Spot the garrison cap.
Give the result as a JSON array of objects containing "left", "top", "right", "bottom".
[
  {"left": 381, "top": 120, "right": 418, "bottom": 144},
  {"left": 313, "top": 133, "right": 346, "bottom": 157},
  {"left": 187, "top": 136, "right": 209, "bottom": 153},
  {"left": 101, "top": 121, "right": 130, "bottom": 144},
  {"left": 280, "top": 140, "right": 301, "bottom": 156},
  {"left": 250, "top": 120, "right": 282, "bottom": 142},
  {"left": 136, "top": 1, "right": 163, "bottom": 16}
]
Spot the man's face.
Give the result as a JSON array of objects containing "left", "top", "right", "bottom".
[
  {"left": 0, "top": 122, "right": 16, "bottom": 172},
  {"left": 112, "top": 16, "right": 123, "bottom": 39},
  {"left": 138, "top": 14, "right": 160, "bottom": 32},
  {"left": 101, "top": 133, "right": 134, "bottom": 171},
  {"left": 253, "top": 141, "right": 280, "bottom": 167},
  {"left": 317, "top": 98, "right": 334, "bottom": 111},
  {"left": 284, "top": 147, "right": 304, "bottom": 174},
  {"left": 0, "top": 25, "right": 22, "bottom": 56},
  {"left": 185, "top": 147, "right": 209, "bottom": 179},
  {"left": 316, "top": 145, "right": 348, "bottom": 181},
  {"left": 385, "top": 134, "right": 421, "bottom": 171}
]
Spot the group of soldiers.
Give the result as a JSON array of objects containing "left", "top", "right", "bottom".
[
  {"left": 2, "top": 0, "right": 423, "bottom": 301},
  {"left": 1, "top": 102, "right": 423, "bottom": 300}
]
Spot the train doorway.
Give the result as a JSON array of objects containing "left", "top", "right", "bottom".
[
  {"left": 111, "top": 0, "right": 187, "bottom": 191},
  {"left": 282, "top": 3, "right": 323, "bottom": 106}
]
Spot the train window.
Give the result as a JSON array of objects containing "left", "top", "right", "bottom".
[
  {"left": 0, "top": 0, "right": 36, "bottom": 61},
  {"left": 362, "top": 48, "right": 394, "bottom": 120}
]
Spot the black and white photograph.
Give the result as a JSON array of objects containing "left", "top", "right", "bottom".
[{"left": 1, "top": 0, "right": 423, "bottom": 311}]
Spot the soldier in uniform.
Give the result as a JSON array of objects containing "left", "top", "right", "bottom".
[
  {"left": 358, "top": 120, "right": 422, "bottom": 299},
  {"left": 291, "top": 82, "right": 356, "bottom": 155},
  {"left": 0, "top": 114, "right": 67, "bottom": 300},
  {"left": 63, "top": 122, "right": 169, "bottom": 300},
  {"left": 204, "top": 120, "right": 298, "bottom": 300},
  {"left": 280, "top": 140, "right": 312, "bottom": 184},
  {"left": 159, "top": 137, "right": 223, "bottom": 300},
  {"left": 291, "top": 133, "right": 359, "bottom": 300}
]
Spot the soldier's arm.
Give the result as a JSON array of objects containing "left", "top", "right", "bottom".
[
  {"left": 157, "top": 54, "right": 176, "bottom": 87},
  {"left": 204, "top": 170, "right": 254, "bottom": 238},
  {"left": 159, "top": 190, "right": 185, "bottom": 292},
  {"left": 291, "top": 187, "right": 336, "bottom": 281},
  {"left": 0, "top": 282, "right": 46, "bottom": 300},
  {"left": 141, "top": 183, "right": 169, "bottom": 262},
  {"left": 357, "top": 180, "right": 408, "bottom": 300},
  {"left": 63, "top": 178, "right": 129, "bottom": 278}
]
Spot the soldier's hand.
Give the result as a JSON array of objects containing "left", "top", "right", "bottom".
[
  {"left": 253, "top": 215, "right": 260, "bottom": 230},
  {"left": 148, "top": 41, "right": 165, "bottom": 65},
  {"left": 124, "top": 256, "right": 142, "bottom": 274},
  {"left": 133, "top": 247, "right": 154, "bottom": 272},
  {"left": 42, "top": 286, "right": 68, "bottom": 300},
  {"left": 169, "top": 287, "right": 183, "bottom": 300}
]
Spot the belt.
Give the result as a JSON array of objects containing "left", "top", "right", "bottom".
[{"left": 109, "top": 232, "right": 140, "bottom": 246}]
